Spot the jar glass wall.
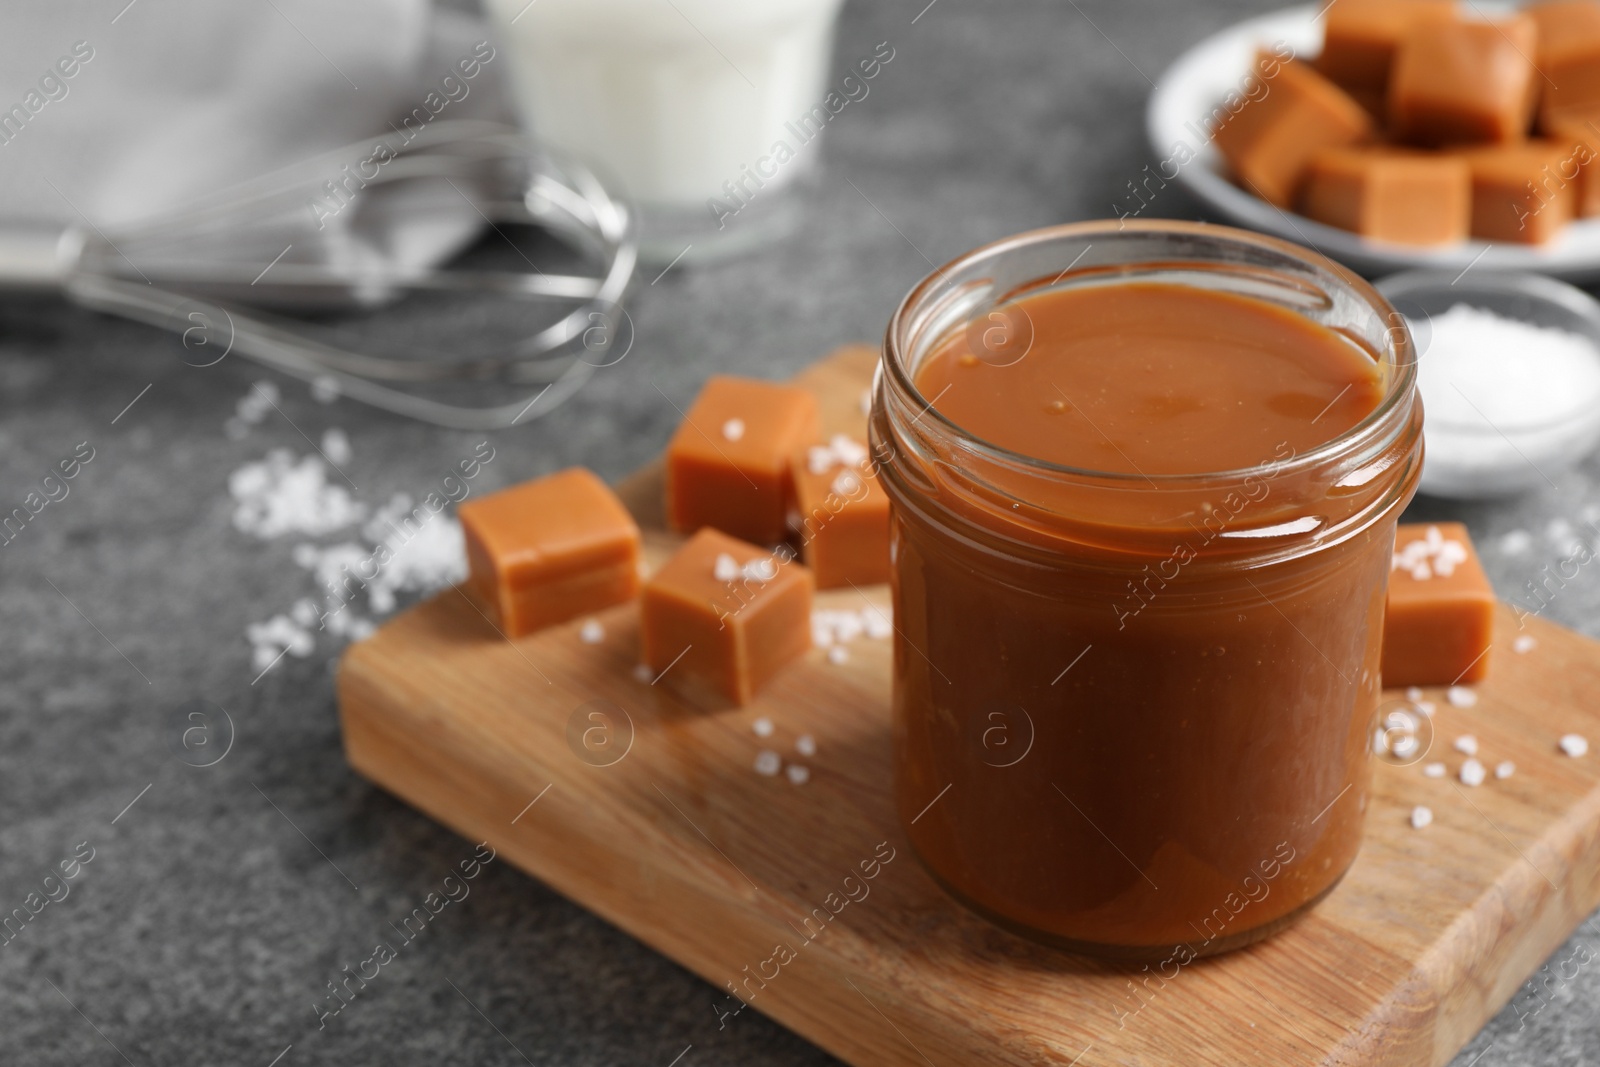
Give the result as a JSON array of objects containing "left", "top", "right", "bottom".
[{"left": 870, "top": 221, "right": 1423, "bottom": 959}]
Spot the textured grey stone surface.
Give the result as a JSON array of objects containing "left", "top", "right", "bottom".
[{"left": 1, "top": 0, "right": 1598, "bottom": 1063}]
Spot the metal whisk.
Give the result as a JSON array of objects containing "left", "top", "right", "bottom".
[{"left": 0, "top": 120, "right": 637, "bottom": 429}]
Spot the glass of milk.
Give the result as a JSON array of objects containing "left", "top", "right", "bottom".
[{"left": 483, "top": 0, "right": 846, "bottom": 264}]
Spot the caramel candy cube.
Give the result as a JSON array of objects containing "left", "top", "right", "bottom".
[
  {"left": 641, "top": 528, "right": 814, "bottom": 705},
  {"left": 1529, "top": 1, "right": 1600, "bottom": 127},
  {"left": 1546, "top": 110, "right": 1600, "bottom": 216},
  {"left": 1212, "top": 55, "right": 1374, "bottom": 207},
  {"left": 459, "top": 468, "right": 641, "bottom": 638},
  {"left": 1389, "top": 14, "right": 1538, "bottom": 146},
  {"left": 790, "top": 437, "right": 891, "bottom": 589},
  {"left": 1460, "top": 141, "right": 1579, "bottom": 243},
  {"left": 665, "top": 375, "right": 820, "bottom": 546},
  {"left": 1319, "top": 0, "right": 1457, "bottom": 102},
  {"left": 1300, "top": 147, "right": 1470, "bottom": 245},
  {"left": 1383, "top": 523, "right": 1494, "bottom": 688}
]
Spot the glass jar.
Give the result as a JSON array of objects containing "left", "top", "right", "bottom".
[{"left": 870, "top": 220, "right": 1423, "bottom": 959}]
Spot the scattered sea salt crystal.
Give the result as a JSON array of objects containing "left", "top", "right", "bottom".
[
  {"left": 1411, "top": 805, "right": 1434, "bottom": 829},
  {"left": 1500, "top": 530, "right": 1532, "bottom": 555},
  {"left": 830, "top": 435, "right": 868, "bottom": 467},
  {"left": 320, "top": 427, "right": 352, "bottom": 466},
  {"left": 831, "top": 469, "right": 862, "bottom": 497},
  {"left": 1454, "top": 735, "right": 1479, "bottom": 756},
  {"left": 1423, "top": 762, "right": 1446, "bottom": 778},
  {"left": 827, "top": 646, "right": 849, "bottom": 665},
  {"left": 311, "top": 375, "right": 340, "bottom": 403},
  {"left": 633, "top": 663, "right": 653, "bottom": 684},
  {"left": 1548, "top": 518, "right": 1575, "bottom": 545},
  {"left": 721, "top": 418, "right": 745, "bottom": 442},
  {"left": 289, "top": 598, "right": 319, "bottom": 628},
  {"left": 752, "top": 717, "right": 774, "bottom": 738},
  {"left": 1460, "top": 758, "right": 1486, "bottom": 787},
  {"left": 743, "top": 558, "right": 777, "bottom": 583},
  {"left": 1417, "top": 700, "right": 1436, "bottom": 717},
  {"left": 229, "top": 449, "right": 365, "bottom": 538},
  {"left": 859, "top": 388, "right": 872, "bottom": 415},
  {"left": 786, "top": 764, "right": 811, "bottom": 785},
  {"left": 1514, "top": 634, "right": 1537, "bottom": 654},
  {"left": 796, "top": 734, "right": 816, "bottom": 756},
  {"left": 754, "top": 750, "right": 781, "bottom": 776},
  {"left": 807, "top": 446, "right": 834, "bottom": 475},
  {"left": 1495, "top": 760, "right": 1515, "bottom": 779},
  {"left": 1393, "top": 527, "right": 1469, "bottom": 581},
  {"left": 713, "top": 553, "right": 739, "bottom": 582},
  {"left": 863, "top": 609, "right": 893, "bottom": 639},
  {"left": 1560, "top": 734, "right": 1590, "bottom": 758},
  {"left": 1447, "top": 686, "right": 1478, "bottom": 708},
  {"left": 1406, "top": 687, "right": 1424, "bottom": 701},
  {"left": 579, "top": 619, "right": 604, "bottom": 644}
]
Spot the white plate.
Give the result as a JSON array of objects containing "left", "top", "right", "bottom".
[{"left": 1145, "top": 5, "right": 1600, "bottom": 280}]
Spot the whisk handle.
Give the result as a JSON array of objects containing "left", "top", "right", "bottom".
[{"left": 0, "top": 228, "right": 72, "bottom": 290}]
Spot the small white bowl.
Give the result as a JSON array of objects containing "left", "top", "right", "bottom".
[{"left": 1375, "top": 270, "right": 1600, "bottom": 499}]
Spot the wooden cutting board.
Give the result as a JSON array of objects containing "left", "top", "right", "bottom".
[{"left": 338, "top": 345, "right": 1600, "bottom": 1067}]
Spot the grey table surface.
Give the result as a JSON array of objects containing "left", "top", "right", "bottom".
[{"left": 4, "top": 0, "right": 1599, "bottom": 1063}]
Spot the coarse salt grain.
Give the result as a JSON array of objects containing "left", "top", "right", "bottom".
[
  {"left": 311, "top": 375, "right": 340, "bottom": 403},
  {"left": 827, "top": 646, "right": 849, "bottom": 665},
  {"left": 754, "top": 750, "right": 781, "bottom": 776},
  {"left": 320, "top": 427, "right": 352, "bottom": 466},
  {"left": 1454, "top": 735, "right": 1479, "bottom": 756},
  {"left": 1495, "top": 760, "right": 1515, "bottom": 779},
  {"left": 1422, "top": 762, "right": 1446, "bottom": 778},
  {"left": 229, "top": 449, "right": 365, "bottom": 539},
  {"left": 1500, "top": 530, "right": 1532, "bottom": 555},
  {"left": 1460, "top": 758, "right": 1486, "bottom": 786},
  {"left": 722, "top": 418, "right": 745, "bottom": 442},
  {"left": 1548, "top": 518, "right": 1575, "bottom": 545},
  {"left": 831, "top": 469, "right": 862, "bottom": 497},
  {"left": 579, "top": 619, "right": 604, "bottom": 644},
  {"left": 858, "top": 388, "right": 872, "bottom": 415},
  {"left": 864, "top": 609, "right": 893, "bottom": 639},
  {"left": 1447, "top": 686, "right": 1478, "bottom": 708},
  {"left": 786, "top": 764, "right": 811, "bottom": 785},
  {"left": 1406, "top": 687, "right": 1424, "bottom": 701},
  {"left": 1417, "top": 700, "right": 1437, "bottom": 717},
  {"left": 713, "top": 553, "right": 739, "bottom": 582},
  {"left": 743, "top": 558, "right": 777, "bottom": 583},
  {"left": 752, "top": 717, "right": 774, "bottom": 738},
  {"left": 1411, "top": 805, "right": 1434, "bottom": 829},
  {"left": 1513, "top": 634, "right": 1537, "bottom": 654},
  {"left": 1560, "top": 734, "right": 1589, "bottom": 758},
  {"left": 633, "top": 663, "right": 653, "bottom": 684},
  {"left": 796, "top": 734, "right": 816, "bottom": 756}
]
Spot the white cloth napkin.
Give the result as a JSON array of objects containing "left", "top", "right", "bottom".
[{"left": 0, "top": 1, "right": 513, "bottom": 287}]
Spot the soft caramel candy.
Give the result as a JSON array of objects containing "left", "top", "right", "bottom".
[
  {"left": 1300, "top": 147, "right": 1470, "bottom": 245},
  {"left": 790, "top": 438, "right": 890, "bottom": 589},
  {"left": 1212, "top": 55, "right": 1374, "bottom": 207},
  {"left": 1546, "top": 110, "right": 1600, "bottom": 216},
  {"left": 1529, "top": 1, "right": 1600, "bottom": 128},
  {"left": 1389, "top": 14, "right": 1538, "bottom": 146},
  {"left": 665, "top": 375, "right": 820, "bottom": 546},
  {"left": 459, "top": 467, "right": 641, "bottom": 638},
  {"left": 1383, "top": 523, "right": 1495, "bottom": 688},
  {"left": 1460, "top": 140, "right": 1579, "bottom": 243},
  {"left": 640, "top": 528, "right": 814, "bottom": 705},
  {"left": 1319, "top": 0, "right": 1457, "bottom": 103}
]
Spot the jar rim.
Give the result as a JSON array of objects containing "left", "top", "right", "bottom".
[{"left": 882, "top": 219, "right": 1418, "bottom": 488}]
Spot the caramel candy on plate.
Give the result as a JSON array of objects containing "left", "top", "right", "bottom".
[
  {"left": 459, "top": 467, "right": 642, "bottom": 638},
  {"left": 1529, "top": 0, "right": 1600, "bottom": 128},
  {"left": 1300, "top": 147, "right": 1470, "bottom": 245},
  {"left": 1545, "top": 110, "right": 1600, "bottom": 217},
  {"left": 1460, "top": 140, "right": 1580, "bottom": 243},
  {"left": 1389, "top": 13, "right": 1539, "bottom": 146},
  {"left": 1212, "top": 55, "right": 1374, "bottom": 207},
  {"left": 1383, "top": 522, "right": 1494, "bottom": 688},
  {"left": 790, "top": 436, "right": 890, "bottom": 589},
  {"left": 665, "top": 375, "right": 820, "bottom": 546},
  {"left": 640, "top": 528, "right": 814, "bottom": 705},
  {"left": 1319, "top": 0, "right": 1457, "bottom": 105}
]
